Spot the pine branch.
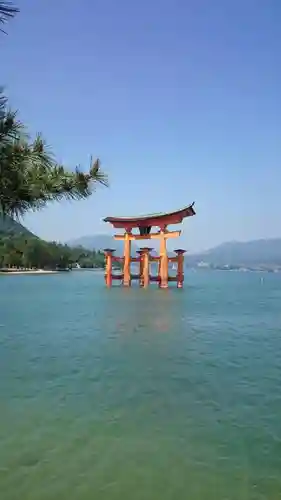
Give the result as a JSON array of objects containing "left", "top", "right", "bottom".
[{"left": 0, "top": 2, "right": 19, "bottom": 33}]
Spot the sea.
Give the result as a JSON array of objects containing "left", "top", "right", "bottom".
[{"left": 0, "top": 270, "right": 281, "bottom": 500}]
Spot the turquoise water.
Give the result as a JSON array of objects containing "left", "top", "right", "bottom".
[{"left": 0, "top": 270, "right": 281, "bottom": 500}]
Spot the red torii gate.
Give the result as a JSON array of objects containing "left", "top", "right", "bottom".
[{"left": 103, "top": 203, "right": 196, "bottom": 288}]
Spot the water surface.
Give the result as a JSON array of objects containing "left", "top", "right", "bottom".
[{"left": 0, "top": 271, "right": 281, "bottom": 499}]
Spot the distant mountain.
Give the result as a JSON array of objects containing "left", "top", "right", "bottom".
[
  {"left": 186, "top": 239, "right": 281, "bottom": 267},
  {"left": 68, "top": 236, "right": 281, "bottom": 267},
  {"left": 0, "top": 215, "right": 35, "bottom": 237},
  {"left": 67, "top": 234, "right": 140, "bottom": 256}
]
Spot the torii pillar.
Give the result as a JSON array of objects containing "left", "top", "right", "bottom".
[
  {"left": 123, "top": 231, "right": 131, "bottom": 287},
  {"left": 138, "top": 247, "right": 153, "bottom": 288},
  {"left": 104, "top": 248, "right": 115, "bottom": 287},
  {"left": 159, "top": 227, "right": 169, "bottom": 289},
  {"left": 174, "top": 249, "right": 186, "bottom": 288}
]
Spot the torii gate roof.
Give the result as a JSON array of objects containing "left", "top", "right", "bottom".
[{"left": 104, "top": 203, "right": 195, "bottom": 229}]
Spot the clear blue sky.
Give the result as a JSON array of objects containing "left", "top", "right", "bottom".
[{"left": 1, "top": 0, "right": 280, "bottom": 251}]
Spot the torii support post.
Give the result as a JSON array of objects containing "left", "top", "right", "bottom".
[
  {"left": 174, "top": 249, "right": 186, "bottom": 288},
  {"left": 159, "top": 229, "right": 169, "bottom": 289},
  {"left": 139, "top": 247, "right": 153, "bottom": 288},
  {"left": 157, "top": 258, "right": 161, "bottom": 284},
  {"left": 104, "top": 248, "right": 115, "bottom": 287},
  {"left": 123, "top": 232, "right": 131, "bottom": 287},
  {"left": 136, "top": 250, "right": 144, "bottom": 286}
]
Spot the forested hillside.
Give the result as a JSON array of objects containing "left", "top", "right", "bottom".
[{"left": 0, "top": 217, "right": 106, "bottom": 270}]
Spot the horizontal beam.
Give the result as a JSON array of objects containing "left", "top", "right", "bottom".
[
  {"left": 114, "top": 230, "right": 181, "bottom": 241},
  {"left": 110, "top": 273, "right": 180, "bottom": 280},
  {"left": 111, "top": 255, "right": 181, "bottom": 262},
  {"left": 110, "top": 255, "right": 181, "bottom": 261},
  {"left": 112, "top": 256, "right": 141, "bottom": 263}
]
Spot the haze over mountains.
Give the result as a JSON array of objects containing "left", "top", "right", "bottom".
[
  {"left": 68, "top": 234, "right": 139, "bottom": 256},
  {"left": 0, "top": 215, "right": 35, "bottom": 237},
  {"left": 68, "top": 234, "right": 281, "bottom": 268},
  {"left": 186, "top": 239, "right": 281, "bottom": 267}
]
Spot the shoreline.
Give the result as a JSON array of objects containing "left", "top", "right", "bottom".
[{"left": 0, "top": 269, "right": 58, "bottom": 275}]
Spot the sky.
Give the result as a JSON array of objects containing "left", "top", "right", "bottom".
[{"left": 1, "top": 0, "right": 280, "bottom": 252}]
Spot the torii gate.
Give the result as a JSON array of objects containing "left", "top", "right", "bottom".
[{"left": 103, "top": 203, "right": 195, "bottom": 289}]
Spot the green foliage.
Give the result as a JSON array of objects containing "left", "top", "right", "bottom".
[
  {"left": 0, "top": 2, "right": 18, "bottom": 33},
  {"left": 0, "top": 232, "right": 107, "bottom": 270},
  {"left": 0, "top": 92, "right": 108, "bottom": 218}
]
